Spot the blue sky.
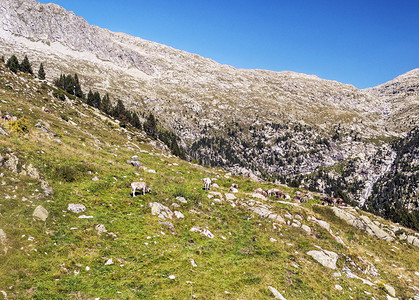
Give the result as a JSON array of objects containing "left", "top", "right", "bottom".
[{"left": 38, "top": 0, "right": 419, "bottom": 88}]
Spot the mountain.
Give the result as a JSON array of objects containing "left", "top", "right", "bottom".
[
  {"left": 0, "top": 60, "right": 418, "bottom": 299},
  {"left": 0, "top": 0, "right": 418, "bottom": 229}
]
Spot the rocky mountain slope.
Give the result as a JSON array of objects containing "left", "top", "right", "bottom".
[
  {"left": 0, "top": 60, "right": 418, "bottom": 299},
  {"left": 0, "top": 0, "right": 418, "bottom": 227}
]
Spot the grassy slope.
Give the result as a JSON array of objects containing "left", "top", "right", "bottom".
[{"left": 0, "top": 63, "right": 418, "bottom": 299}]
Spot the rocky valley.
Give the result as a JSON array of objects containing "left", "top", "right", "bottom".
[{"left": 0, "top": 0, "right": 418, "bottom": 298}]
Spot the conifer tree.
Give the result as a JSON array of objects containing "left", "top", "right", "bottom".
[
  {"left": 100, "top": 93, "right": 112, "bottom": 115},
  {"left": 6, "top": 55, "right": 19, "bottom": 73},
  {"left": 130, "top": 111, "right": 142, "bottom": 129},
  {"left": 38, "top": 63, "right": 46, "bottom": 80},
  {"left": 143, "top": 113, "right": 158, "bottom": 139},
  {"left": 0, "top": 56, "right": 4, "bottom": 63},
  {"left": 19, "top": 55, "right": 33, "bottom": 74},
  {"left": 64, "top": 74, "right": 75, "bottom": 95},
  {"left": 74, "top": 74, "right": 83, "bottom": 98},
  {"left": 93, "top": 91, "right": 101, "bottom": 109},
  {"left": 87, "top": 90, "right": 94, "bottom": 106}
]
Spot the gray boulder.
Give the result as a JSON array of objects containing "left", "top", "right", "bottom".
[
  {"left": 407, "top": 235, "right": 419, "bottom": 247},
  {"left": 149, "top": 202, "right": 173, "bottom": 220},
  {"left": 68, "top": 203, "right": 86, "bottom": 213},
  {"left": 307, "top": 249, "right": 338, "bottom": 269}
]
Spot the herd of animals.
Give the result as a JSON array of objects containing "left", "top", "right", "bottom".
[{"left": 130, "top": 175, "right": 346, "bottom": 207}]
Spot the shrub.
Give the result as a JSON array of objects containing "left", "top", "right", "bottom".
[{"left": 8, "top": 118, "right": 30, "bottom": 133}]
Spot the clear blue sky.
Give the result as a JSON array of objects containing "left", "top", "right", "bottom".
[{"left": 38, "top": 0, "right": 419, "bottom": 88}]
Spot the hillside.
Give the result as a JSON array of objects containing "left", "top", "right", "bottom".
[{"left": 0, "top": 60, "right": 418, "bottom": 299}]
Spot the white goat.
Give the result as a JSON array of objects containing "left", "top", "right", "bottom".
[
  {"left": 203, "top": 177, "right": 211, "bottom": 191},
  {"left": 131, "top": 181, "right": 151, "bottom": 197}
]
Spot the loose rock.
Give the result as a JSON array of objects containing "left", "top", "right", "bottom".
[
  {"left": 33, "top": 205, "right": 49, "bottom": 221},
  {"left": 190, "top": 227, "right": 215, "bottom": 238},
  {"left": 68, "top": 203, "right": 86, "bottom": 213},
  {"left": 306, "top": 249, "right": 338, "bottom": 269},
  {"left": 149, "top": 202, "right": 173, "bottom": 220},
  {"left": 268, "top": 286, "right": 287, "bottom": 300}
]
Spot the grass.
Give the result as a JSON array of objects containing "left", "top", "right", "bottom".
[{"left": 0, "top": 63, "right": 418, "bottom": 299}]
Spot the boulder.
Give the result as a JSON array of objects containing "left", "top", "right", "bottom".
[
  {"left": 407, "top": 235, "right": 419, "bottom": 247},
  {"left": 384, "top": 284, "right": 396, "bottom": 297},
  {"left": 190, "top": 227, "right": 214, "bottom": 238},
  {"left": 332, "top": 207, "right": 394, "bottom": 241},
  {"left": 68, "top": 203, "right": 86, "bottom": 213},
  {"left": 307, "top": 249, "right": 338, "bottom": 269},
  {"left": 212, "top": 183, "right": 220, "bottom": 189},
  {"left": 312, "top": 217, "right": 331, "bottom": 232},
  {"left": 301, "top": 225, "right": 311, "bottom": 234},
  {"left": 33, "top": 205, "right": 49, "bottom": 221},
  {"left": 149, "top": 202, "right": 173, "bottom": 220},
  {"left": 267, "top": 286, "right": 287, "bottom": 300}
]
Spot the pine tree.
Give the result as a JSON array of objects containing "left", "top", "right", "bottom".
[
  {"left": 87, "top": 90, "right": 94, "bottom": 106},
  {"left": 93, "top": 91, "right": 101, "bottom": 109},
  {"left": 112, "top": 99, "right": 126, "bottom": 118},
  {"left": 0, "top": 56, "right": 4, "bottom": 63},
  {"left": 37, "top": 63, "right": 46, "bottom": 80},
  {"left": 64, "top": 74, "right": 75, "bottom": 95},
  {"left": 130, "top": 111, "right": 142, "bottom": 129},
  {"left": 100, "top": 93, "right": 111, "bottom": 114},
  {"left": 19, "top": 55, "right": 33, "bottom": 74},
  {"left": 143, "top": 113, "right": 158, "bottom": 139},
  {"left": 74, "top": 74, "right": 83, "bottom": 98},
  {"left": 6, "top": 55, "right": 19, "bottom": 73}
]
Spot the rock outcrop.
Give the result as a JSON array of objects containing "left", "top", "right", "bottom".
[
  {"left": 307, "top": 249, "right": 338, "bottom": 269},
  {"left": 331, "top": 207, "right": 394, "bottom": 241}
]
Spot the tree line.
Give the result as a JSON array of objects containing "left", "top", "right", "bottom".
[
  {"left": 2, "top": 54, "right": 45, "bottom": 80},
  {"left": 53, "top": 73, "right": 186, "bottom": 159}
]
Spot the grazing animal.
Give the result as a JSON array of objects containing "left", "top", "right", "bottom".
[
  {"left": 203, "top": 177, "right": 211, "bottom": 191},
  {"left": 131, "top": 181, "right": 151, "bottom": 197},
  {"left": 231, "top": 183, "right": 238, "bottom": 189}
]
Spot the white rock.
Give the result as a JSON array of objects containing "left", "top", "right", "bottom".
[
  {"left": 174, "top": 211, "right": 184, "bottom": 219},
  {"left": 333, "top": 272, "right": 341, "bottom": 277},
  {"left": 105, "top": 258, "right": 113, "bottom": 265},
  {"left": 67, "top": 203, "right": 86, "bottom": 213},
  {"left": 306, "top": 249, "right": 338, "bottom": 269},
  {"left": 407, "top": 235, "right": 419, "bottom": 247},
  {"left": 175, "top": 196, "right": 187, "bottom": 204},
  {"left": 92, "top": 176, "right": 99, "bottom": 181},
  {"left": 190, "top": 227, "right": 215, "bottom": 238},
  {"left": 168, "top": 275, "right": 175, "bottom": 280},
  {"left": 268, "top": 286, "right": 287, "bottom": 300},
  {"left": 148, "top": 169, "right": 156, "bottom": 173},
  {"left": 190, "top": 259, "right": 197, "bottom": 267},
  {"left": 33, "top": 205, "right": 49, "bottom": 221},
  {"left": 149, "top": 202, "right": 173, "bottom": 220},
  {"left": 383, "top": 284, "right": 396, "bottom": 297},
  {"left": 78, "top": 215, "right": 93, "bottom": 219},
  {"left": 270, "top": 238, "right": 277, "bottom": 242},
  {"left": 335, "top": 284, "right": 343, "bottom": 291},
  {"left": 301, "top": 225, "right": 311, "bottom": 234}
]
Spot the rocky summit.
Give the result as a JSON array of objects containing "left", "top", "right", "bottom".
[{"left": 0, "top": 0, "right": 418, "bottom": 298}]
